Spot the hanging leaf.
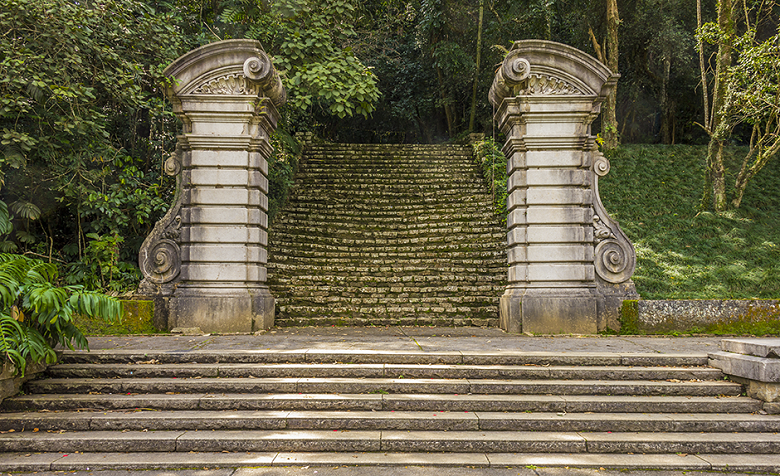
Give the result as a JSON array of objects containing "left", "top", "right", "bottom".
[
  {"left": 11, "top": 305, "right": 23, "bottom": 322},
  {"left": 10, "top": 201, "right": 41, "bottom": 220},
  {"left": 0, "top": 201, "right": 11, "bottom": 235}
]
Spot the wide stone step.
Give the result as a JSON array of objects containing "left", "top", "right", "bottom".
[
  {"left": 4, "top": 410, "right": 776, "bottom": 432},
  {"left": 57, "top": 350, "right": 710, "bottom": 366},
  {"left": 278, "top": 202, "right": 494, "bottom": 214},
  {"left": 287, "top": 194, "right": 493, "bottom": 205},
  {"left": 273, "top": 218, "right": 502, "bottom": 231},
  {"left": 268, "top": 267, "right": 506, "bottom": 280},
  {"left": 0, "top": 429, "right": 777, "bottom": 454},
  {"left": 25, "top": 377, "right": 741, "bottom": 396},
  {"left": 4, "top": 451, "right": 780, "bottom": 472},
  {"left": 46, "top": 363, "right": 725, "bottom": 381},
  {"left": 296, "top": 174, "right": 482, "bottom": 183},
  {"left": 273, "top": 315, "right": 500, "bottom": 328},
  {"left": 268, "top": 254, "right": 505, "bottom": 265},
  {"left": 269, "top": 236, "right": 505, "bottom": 249},
  {"left": 4, "top": 393, "right": 759, "bottom": 413},
  {"left": 268, "top": 227, "right": 505, "bottom": 241},
  {"left": 276, "top": 208, "right": 498, "bottom": 221}
]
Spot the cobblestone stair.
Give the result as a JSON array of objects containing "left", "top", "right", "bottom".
[
  {"left": 267, "top": 143, "right": 507, "bottom": 327},
  {"left": 2, "top": 349, "right": 780, "bottom": 471}
]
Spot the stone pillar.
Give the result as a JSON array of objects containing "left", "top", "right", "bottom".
[
  {"left": 137, "top": 40, "right": 286, "bottom": 333},
  {"left": 488, "top": 40, "right": 638, "bottom": 334}
]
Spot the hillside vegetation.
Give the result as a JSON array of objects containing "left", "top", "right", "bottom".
[{"left": 599, "top": 145, "right": 780, "bottom": 300}]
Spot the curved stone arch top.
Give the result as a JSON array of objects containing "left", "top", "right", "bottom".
[
  {"left": 164, "top": 39, "right": 286, "bottom": 106},
  {"left": 489, "top": 40, "right": 618, "bottom": 106}
]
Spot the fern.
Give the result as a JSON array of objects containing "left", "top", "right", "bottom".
[{"left": 0, "top": 253, "right": 121, "bottom": 376}]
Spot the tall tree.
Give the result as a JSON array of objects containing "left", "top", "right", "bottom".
[
  {"left": 701, "top": 0, "right": 735, "bottom": 211},
  {"left": 589, "top": 0, "right": 620, "bottom": 149}
]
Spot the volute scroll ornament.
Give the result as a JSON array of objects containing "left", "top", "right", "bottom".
[
  {"left": 595, "top": 238, "right": 635, "bottom": 284},
  {"left": 591, "top": 149, "right": 636, "bottom": 285},
  {"left": 138, "top": 147, "right": 184, "bottom": 288},
  {"left": 593, "top": 153, "right": 611, "bottom": 176},
  {"left": 503, "top": 51, "right": 531, "bottom": 83}
]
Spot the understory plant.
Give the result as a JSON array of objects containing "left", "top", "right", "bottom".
[
  {"left": 0, "top": 253, "right": 122, "bottom": 376},
  {"left": 473, "top": 138, "right": 508, "bottom": 224}
]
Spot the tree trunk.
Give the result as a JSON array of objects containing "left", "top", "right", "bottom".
[
  {"left": 660, "top": 56, "right": 672, "bottom": 144},
  {"left": 436, "top": 66, "right": 455, "bottom": 138},
  {"left": 468, "top": 0, "right": 484, "bottom": 132},
  {"left": 704, "top": 0, "right": 735, "bottom": 211},
  {"left": 697, "top": 0, "right": 710, "bottom": 131},
  {"left": 602, "top": 0, "right": 620, "bottom": 150}
]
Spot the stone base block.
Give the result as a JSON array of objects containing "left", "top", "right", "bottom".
[
  {"left": 748, "top": 380, "right": 780, "bottom": 403},
  {"left": 709, "top": 351, "right": 780, "bottom": 382},
  {"left": 170, "top": 287, "right": 274, "bottom": 333},
  {"left": 597, "top": 280, "right": 639, "bottom": 331},
  {"left": 764, "top": 402, "right": 780, "bottom": 414},
  {"left": 500, "top": 288, "right": 598, "bottom": 334}
]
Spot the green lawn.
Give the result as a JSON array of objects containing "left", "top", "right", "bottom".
[{"left": 599, "top": 145, "right": 780, "bottom": 300}]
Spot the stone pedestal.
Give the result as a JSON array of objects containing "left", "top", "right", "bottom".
[
  {"left": 489, "top": 40, "right": 638, "bottom": 334},
  {"left": 710, "top": 338, "right": 780, "bottom": 412},
  {"left": 137, "top": 40, "right": 286, "bottom": 333}
]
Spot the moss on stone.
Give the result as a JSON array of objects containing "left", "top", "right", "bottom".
[
  {"left": 75, "top": 299, "right": 162, "bottom": 335},
  {"left": 618, "top": 300, "right": 641, "bottom": 335}
]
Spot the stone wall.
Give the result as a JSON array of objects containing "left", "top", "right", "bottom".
[{"left": 621, "top": 300, "right": 780, "bottom": 333}]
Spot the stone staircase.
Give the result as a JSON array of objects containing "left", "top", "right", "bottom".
[
  {"left": 267, "top": 143, "right": 507, "bottom": 327},
  {"left": 2, "top": 349, "right": 780, "bottom": 471}
]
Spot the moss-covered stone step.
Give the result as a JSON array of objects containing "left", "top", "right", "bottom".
[{"left": 268, "top": 143, "right": 506, "bottom": 326}]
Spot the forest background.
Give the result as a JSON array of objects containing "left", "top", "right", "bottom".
[{"left": 0, "top": 0, "right": 779, "bottom": 302}]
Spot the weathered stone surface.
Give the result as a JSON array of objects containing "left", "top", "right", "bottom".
[
  {"left": 380, "top": 430, "right": 586, "bottom": 453},
  {"left": 0, "top": 430, "right": 182, "bottom": 453},
  {"left": 490, "top": 40, "right": 638, "bottom": 334},
  {"left": 627, "top": 300, "right": 780, "bottom": 333},
  {"left": 709, "top": 351, "right": 780, "bottom": 382},
  {"left": 721, "top": 337, "right": 780, "bottom": 357},
  {"left": 582, "top": 431, "right": 780, "bottom": 454},
  {"left": 176, "top": 430, "right": 381, "bottom": 452},
  {"left": 0, "top": 358, "right": 47, "bottom": 404},
  {"left": 487, "top": 453, "right": 711, "bottom": 470},
  {"left": 267, "top": 143, "right": 507, "bottom": 326}
]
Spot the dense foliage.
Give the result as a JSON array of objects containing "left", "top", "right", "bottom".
[
  {"left": 0, "top": 0, "right": 183, "bottom": 289},
  {"left": 0, "top": 0, "right": 777, "bottom": 302},
  {"left": 0, "top": 253, "right": 121, "bottom": 375}
]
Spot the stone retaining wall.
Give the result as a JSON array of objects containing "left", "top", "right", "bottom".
[
  {"left": 621, "top": 300, "right": 780, "bottom": 333},
  {"left": 0, "top": 359, "right": 47, "bottom": 404}
]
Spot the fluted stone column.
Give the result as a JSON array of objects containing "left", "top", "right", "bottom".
[
  {"left": 489, "top": 40, "right": 638, "bottom": 334},
  {"left": 137, "top": 40, "right": 286, "bottom": 333}
]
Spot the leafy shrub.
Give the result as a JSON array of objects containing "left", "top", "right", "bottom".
[
  {"left": 267, "top": 131, "right": 301, "bottom": 224},
  {"left": 473, "top": 138, "right": 508, "bottom": 224},
  {"left": 64, "top": 234, "right": 141, "bottom": 294},
  {"left": 0, "top": 254, "right": 122, "bottom": 376}
]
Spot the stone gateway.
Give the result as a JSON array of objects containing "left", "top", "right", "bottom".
[
  {"left": 138, "top": 39, "right": 636, "bottom": 334},
  {"left": 488, "top": 40, "right": 638, "bottom": 334},
  {"left": 138, "top": 39, "right": 286, "bottom": 333}
]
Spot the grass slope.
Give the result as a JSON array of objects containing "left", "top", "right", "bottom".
[{"left": 599, "top": 145, "right": 780, "bottom": 300}]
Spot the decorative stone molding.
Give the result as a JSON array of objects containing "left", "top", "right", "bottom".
[
  {"left": 489, "top": 40, "right": 637, "bottom": 334},
  {"left": 139, "top": 147, "right": 184, "bottom": 287},
  {"left": 137, "top": 39, "right": 285, "bottom": 333},
  {"left": 519, "top": 74, "right": 584, "bottom": 96},
  {"left": 192, "top": 73, "right": 260, "bottom": 95}
]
